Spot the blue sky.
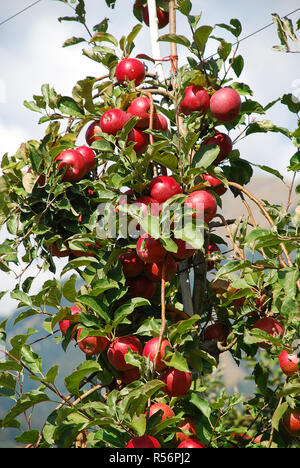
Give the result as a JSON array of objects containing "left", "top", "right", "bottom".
[{"left": 0, "top": 0, "right": 299, "bottom": 316}]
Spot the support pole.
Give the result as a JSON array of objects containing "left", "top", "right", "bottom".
[{"left": 147, "top": 0, "right": 165, "bottom": 82}]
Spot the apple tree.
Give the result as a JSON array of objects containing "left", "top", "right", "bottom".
[{"left": 0, "top": 0, "right": 299, "bottom": 449}]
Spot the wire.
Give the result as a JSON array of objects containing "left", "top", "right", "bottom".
[
  {"left": 205, "top": 7, "right": 300, "bottom": 60},
  {"left": 0, "top": 0, "right": 42, "bottom": 27}
]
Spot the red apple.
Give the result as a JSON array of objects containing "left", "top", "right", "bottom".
[
  {"left": 48, "top": 243, "right": 70, "bottom": 258},
  {"left": 127, "top": 96, "right": 155, "bottom": 129},
  {"left": 127, "top": 275, "right": 157, "bottom": 300},
  {"left": 85, "top": 121, "right": 102, "bottom": 146},
  {"left": 180, "top": 85, "right": 210, "bottom": 116},
  {"left": 184, "top": 190, "right": 217, "bottom": 223},
  {"left": 132, "top": 196, "right": 161, "bottom": 218},
  {"left": 252, "top": 317, "right": 284, "bottom": 349},
  {"left": 119, "top": 250, "right": 144, "bottom": 278},
  {"left": 176, "top": 419, "right": 197, "bottom": 443},
  {"left": 210, "top": 87, "right": 241, "bottom": 123},
  {"left": 172, "top": 238, "right": 196, "bottom": 260},
  {"left": 55, "top": 149, "right": 87, "bottom": 182},
  {"left": 142, "top": 5, "right": 169, "bottom": 29},
  {"left": 203, "top": 323, "right": 229, "bottom": 342},
  {"left": 143, "top": 337, "right": 171, "bottom": 371},
  {"left": 161, "top": 368, "right": 192, "bottom": 397},
  {"left": 126, "top": 435, "right": 161, "bottom": 448},
  {"left": 203, "top": 132, "right": 233, "bottom": 164},
  {"left": 126, "top": 128, "right": 149, "bottom": 155},
  {"left": 279, "top": 350, "right": 299, "bottom": 377},
  {"left": 71, "top": 241, "right": 101, "bottom": 258},
  {"left": 100, "top": 109, "right": 130, "bottom": 136},
  {"left": 120, "top": 367, "right": 141, "bottom": 385},
  {"left": 77, "top": 328, "right": 109, "bottom": 355},
  {"left": 148, "top": 402, "right": 175, "bottom": 420},
  {"left": 116, "top": 58, "right": 145, "bottom": 86},
  {"left": 136, "top": 233, "right": 167, "bottom": 263},
  {"left": 177, "top": 438, "right": 206, "bottom": 448},
  {"left": 77, "top": 145, "right": 97, "bottom": 172},
  {"left": 282, "top": 408, "right": 300, "bottom": 437},
  {"left": 153, "top": 113, "right": 168, "bottom": 131},
  {"left": 149, "top": 176, "right": 182, "bottom": 203},
  {"left": 203, "top": 174, "right": 227, "bottom": 196},
  {"left": 107, "top": 336, "right": 143, "bottom": 371},
  {"left": 144, "top": 256, "right": 177, "bottom": 282},
  {"left": 59, "top": 306, "right": 81, "bottom": 336},
  {"left": 207, "top": 242, "right": 221, "bottom": 271}
]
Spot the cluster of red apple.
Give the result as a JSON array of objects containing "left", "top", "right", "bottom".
[{"left": 59, "top": 309, "right": 206, "bottom": 447}]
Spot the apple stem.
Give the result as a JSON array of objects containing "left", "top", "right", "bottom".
[{"left": 147, "top": 0, "right": 165, "bottom": 83}]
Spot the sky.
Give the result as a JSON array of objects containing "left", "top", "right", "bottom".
[{"left": 0, "top": 0, "right": 299, "bottom": 317}]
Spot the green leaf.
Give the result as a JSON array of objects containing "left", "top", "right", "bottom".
[
  {"left": 21, "top": 345, "right": 43, "bottom": 375},
  {"left": 2, "top": 389, "right": 50, "bottom": 426},
  {"left": 194, "top": 25, "right": 213, "bottom": 53},
  {"left": 192, "top": 145, "right": 220, "bottom": 168},
  {"left": 77, "top": 295, "right": 110, "bottom": 323},
  {"left": 231, "top": 55, "right": 244, "bottom": 77},
  {"left": 166, "top": 351, "right": 190, "bottom": 372},
  {"left": 89, "top": 32, "right": 118, "bottom": 47},
  {"left": 63, "top": 274, "right": 78, "bottom": 302},
  {"left": 189, "top": 392, "right": 211, "bottom": 418},
  {"left": 57, "top": 96, "right": 85, "bottom": 117},
  {"left": 271, "top": 402, "right": 288, "bottom": 431},
  {"left": 15, "top": 430, "right": 40, "bottom": 445},
  {"left": 64, "top": 361, "right": 101, "bottom": 396},
  {"left": 63, "top": 36, "right": 86, "bottom": 48},
  {"left": 158, "top": 33, "right": 191, "bottom": 48}
]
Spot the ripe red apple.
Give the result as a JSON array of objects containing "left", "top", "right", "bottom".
[
  {"left": 180, "top": 85, "right": 210, "bottom": 116},
  {"left": 161, "top": 368, "right": 192, "bottom": 397},
  {"left": 148, "top": 402, "right": 175, "bottom": 420},
  {"left": 149, "top": 176, "right": 182, "bottom": 203},
  {"left": 59, "top": 306, "right": 81, "bottom": 336},
  {"left": 177, "top": 438, "right": 206, "bottom": 448},
  {"left": 127, "top": 96, "right": 155, "bottom": 129},
  {"left": 126, "top": 435, "right": 161, "bottom": 448},
  {"left": 127, "top": 275, "right": 157, "bottom": 300},
  {"left": 153, "top": 113, "right": 168, "bottom": 131},
  {"left": 115, "top": 58, "right": 146, "bottom": 86},
  {"left": 142, "top": 5, "right": 169, "bottom": 29},
  {"left": 207, "top": 242, "right": 221, "bottom": 271},
  {"left": 176, "top": 419, "right": 197, "bottom": 443},
  {"left": 203, "top": 132, "right": 233, "bottom": 164},
  {"left": 184, "top": 190, "right": 217, "bottom": 223},
  {"left": 119, "top": 250, "right": 144, "bottom": 278},
  {"left": 279, "top": 350, "right": 299, "bottom": 377},
  {"left": 55, "top": 149, "right": 87, "bottom": 182},
  {"left": 120, "top": 367, "right": 141, "bottom": 385},
  {"left": 136, "top": 233, "right": 167, "bottom": 263},
  {"left": 71, "top": 241, "right": 101, "bottom": 258},
  {"left": 210, "top": 87, "right": 241, "bottom": 123},
  {"left": 48, "top": 243, "right": 70, "bottom": 258},
  {"left": 126, "top": 128, "right": 149, "bottom": 155},
  {"left": 282, "top": 408, "right": 300, "bottom": 437},
  {"left": 143, "top": 337, "right": 171, "bottom": 371},
  {"left": 77, "top": 145, "right": 97, "bottom": 172},
  {"left": 107, "top": 336, "right": 143, "bottom": 371},
  {"left": 252, "top": 317, "right": 284, "bottom": 349},
  {"left": 172, "top": 238, "right": 196, "bottom": 260},
  {"left": 144, "top": 256, "right": 177, "bottom": 282},
  {"left": 203, "top": 174, "right": 227, "bottom": 196},
  {"left": 85, "top": 121, "right": 102, "bottom": 146},
  {"left": 100, "top": 108, "right": 130, "bottom": 135},
  {"left": 77, "top": 328, "right": 109, "bottom": 355},
  {"left": 132, "top": 196, "right": 161, "bottom": 218},
  {"left": 203, "top": 323, "right": 230, "bottom": 342}
]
